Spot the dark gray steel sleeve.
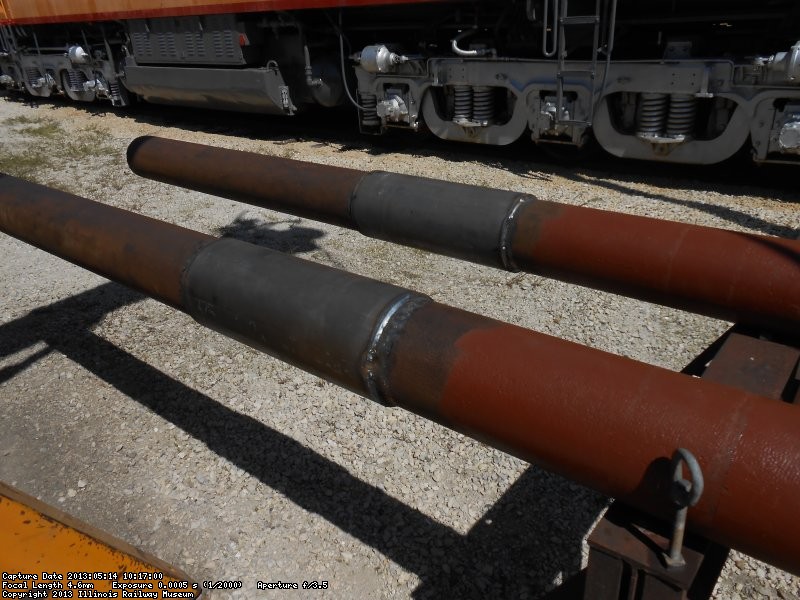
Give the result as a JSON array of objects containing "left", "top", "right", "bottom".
[
  {"left": 125, "top": 137, "right": 800, "bottom": 334},
  {"left": 351, "top": 172, "right": 527, "bottom": 269},
  {"left": 181, "top": 237, "right": 428, "bottom": 397}
]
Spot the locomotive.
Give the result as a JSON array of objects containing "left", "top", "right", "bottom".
[{"left": 2, "top": 0, "right": 800, "bottom": 165}]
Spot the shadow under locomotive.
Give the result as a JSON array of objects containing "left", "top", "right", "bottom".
[{"left": 5, "top": 89, "right": 800, "bottom": 211}]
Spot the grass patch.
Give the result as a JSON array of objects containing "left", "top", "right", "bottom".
[
  {"left": 6, "top": 115, "right": 63, "bottom": 139},
  {"left": 19, "top": 120, "right": 63, "bottom": 139},
  {"left": 1, "top": 115, "right": 120, "bottom": 190},
  {"left": 0, "top": 144, "right": 52, "bottom": 180},
  {"left": 5, "top": 115, "right": 40, "bottom": 126},
  {"left": 64, "top": 123, "right": 116, "bottom": 157},
  {"left": 0, "top": 116, "right": 64, "bottom": 178}
]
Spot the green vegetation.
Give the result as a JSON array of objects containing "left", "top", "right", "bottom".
[
  {"left": 1, "top": 116, "right": 63, "bottom": 178},
  {"left": 1, "top": 113, "right": 120, "bottom": 192},
  {"left": 21, "top": 120, "right": 62, "bottom": 139},
  {"left": 5, "top": 115, "right": 40, "bottom": 125},
  {"left": 0, "top": 145, "right": 52, "bottom": 180}
]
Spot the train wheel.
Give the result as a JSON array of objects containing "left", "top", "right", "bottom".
[{"left": 60, "top": 70, "right": 96, "bottom": 103}]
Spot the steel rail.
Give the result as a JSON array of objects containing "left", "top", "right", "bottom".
[
  {"left": 2, "top": 172, "right": 799, "bottom": 575},
  {"left": 127, "top": 135, "right": 800, "bottom": 335}
]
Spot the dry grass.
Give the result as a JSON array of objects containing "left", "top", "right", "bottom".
[{"left": 1, "top": 115, "right": 119, "bottom": 191}]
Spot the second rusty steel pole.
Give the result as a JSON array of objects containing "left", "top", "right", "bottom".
[
  {"left": 127, "top": 136, "right": 800, "bottom": 334},
  {"left": 1, "top": 173, "right": 800, "bottom": 575}
]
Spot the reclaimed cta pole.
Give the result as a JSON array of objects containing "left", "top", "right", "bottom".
[
  {"left": 1, "top": 172, "right": 800, "bottom": 575},
  {"left": 127, "top": 136, "right": 800, "bottom": 335}
]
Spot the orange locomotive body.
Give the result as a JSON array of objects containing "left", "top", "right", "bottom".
[
  {"left": 0, "top": 0, "right": 443, "bottom": 25},
  {"left": 1, "top": 0, "right": 800, "bottom": 165}
]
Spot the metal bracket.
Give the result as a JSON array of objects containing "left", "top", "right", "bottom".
[
  {"left": 571, "top": 326, "right": 800, "bottom": 600},
  {"left": 663, "top": 449, "right": 704, "bottom": 569}
]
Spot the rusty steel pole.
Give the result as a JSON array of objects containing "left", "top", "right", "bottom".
[
  {"left": 2, "top": 172, "right": 800, "bottom": 575},
  {"left": 127, "top": 136, "right": 800, "bottom": 335}
]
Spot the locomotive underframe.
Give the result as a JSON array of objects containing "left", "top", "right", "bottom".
[
  {"left": 356, "top": 57, "right": 800, "bottom": 164},
  {"left": 2, "top": 2, "right": 800, "bottom": 165}
]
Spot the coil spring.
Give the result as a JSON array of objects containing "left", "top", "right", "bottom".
[
  {"left": 359, "top": 92, "right": 380, "bottom": 127},
  {"left": 452, "top": 85, "right": 472, "bottom": 122},
  {"left": 666, "top": 94, "right": 697, "bottom": 137},
  {"left": 25, "top": 67, "right": 42, "bottom": 87},
  {"left": 110, "top": 81, "right": 125, "bottom": 105},
  {"left": 472, "top": 86, "right": 495, "bottom": 125},
  {"left": 637, "top": 93, "right": 669, "bottom": 135},
  {"left": 67, "top": 69, "right": 87, "bottom": 92}
]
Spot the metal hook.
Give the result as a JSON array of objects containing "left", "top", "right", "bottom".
[{"left": 664, "top": 448, "right": 704, "bottom": 569}]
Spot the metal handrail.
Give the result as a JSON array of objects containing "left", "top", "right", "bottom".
[{"left": 542, "top": 0, "right": 560, "bottom": 57}]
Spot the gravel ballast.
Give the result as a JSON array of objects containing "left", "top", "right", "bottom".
[{"left": 0, "top": 95, "right": 798, "bottom": 600}]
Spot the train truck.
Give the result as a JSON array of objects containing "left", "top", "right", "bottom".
[{"left": 1, "top": 0, "right": 800, "bottom": 165}]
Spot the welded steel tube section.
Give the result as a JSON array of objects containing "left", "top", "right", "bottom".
[
  {"left": 128, "top": 136, "right": 800, "bottom": 334},
  {"left": 0, "top": 172, "right": 213, "bottom": 308},
  {"left": 2, "top": 172, "right": 800, "bottom": 575}
]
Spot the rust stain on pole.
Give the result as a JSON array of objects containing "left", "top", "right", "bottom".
[
  {"left": 127, "top": 136, "right": 361, "bottom": 228},
  {"left": 386, "top": 303, "right": 800, "bottom": 575},
  {"left": 511, "top": 200, "right": 800, "bottom": 332},
  {"left": 0, "top": 173, "right": 213, "bottom": 308},
  {"left": 126, "top": 137, "right": 800, "bottom": 334},
  {"left": 2, "top": 172, "right": 800, "bottom": 575}
]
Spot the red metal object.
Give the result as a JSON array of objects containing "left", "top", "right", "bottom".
[
  {"left": 2, "top": 173, "right": 800, "bottom": 576},
  {"left": 126, "top": 137, "right": 361, "bottom": 229},
  {"left": 700, "top": 332, "right": 800, "bottom": 400},
  {"left": 127, "top": 137, "right": 800, "bottom": 335},
  {"left": 0, "top": 0, "right": 452, "bottom": 27},
  {"left": 581, "top": 327, "right": 800, "bottom": 600},
  {"left": 0, "top": 173, "right": 213, "bottom": 308},
  {"left": 584, "top": 504, "right": 728, "bottom": 600},
  {"left": 385, "top": 305, "right": 800, "bottom": 576},
  {"left": 511, "top": 202, "right": 800, "bottom": 339}
]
